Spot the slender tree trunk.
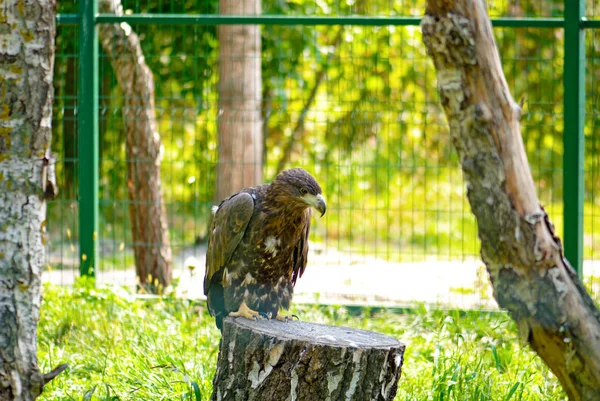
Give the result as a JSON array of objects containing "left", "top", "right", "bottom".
[
  {"left": 98, "top": 0, "right": 173, "bottom": 293},
  {"left": 216, "top": 0, "right": 263, "bottom": 201},
  {"left": 421, "top": 1, "right": 600, "bottom": 399},
  {"left": 0, "top": 0, "right": 64, "bottom": 398}
]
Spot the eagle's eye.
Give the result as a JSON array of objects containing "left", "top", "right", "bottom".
[{"left": 299, "top": 188, "right": 308, "bottom": 195}]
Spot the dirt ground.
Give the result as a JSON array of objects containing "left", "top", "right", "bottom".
[{"left": 43, "top": 243, "right": 600, "bottom": 309}]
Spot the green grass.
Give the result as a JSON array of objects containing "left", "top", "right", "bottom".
[{"left": 39, "top": 279, "right": 565, "bottom": 401}]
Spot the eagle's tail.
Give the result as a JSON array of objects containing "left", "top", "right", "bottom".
[{"left": 207, "top": 284, "right": 226, "bottom": 331}]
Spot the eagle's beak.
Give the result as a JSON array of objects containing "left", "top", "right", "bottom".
[
  {"left": 315, "top": 194, "right": 327, "bottom": 217},
  {"left": 303, "top": 193, "right": 327, "bottom": 217}
]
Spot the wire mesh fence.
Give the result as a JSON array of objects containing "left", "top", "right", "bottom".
[
  {"left": 47, "top": 0, "right": 600, "bottom": 308},
  {"left": 586, "top": 24, "right": 600, "bottom": 302},
  {"left": 50, "top": 18, "right": 80, "bottom": 284}
]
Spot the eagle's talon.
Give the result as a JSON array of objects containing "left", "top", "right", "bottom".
[
  {"left": 259, "top": 312, "right": 271, "bottom": 320},
  {"left": 291, "top": 314, "right": 300, "bottom": 321},
  {"left": 229, "top": 302, "right": 261, "bottom": 321},
  {"left": 276, "top": 313, "right": 292, "bottom": 322}
]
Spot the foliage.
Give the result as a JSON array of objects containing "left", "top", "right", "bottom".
[
  {"left": 50, "top": 0, "right": 600, "bottom": 265},
  {"left": 38, "top": 281, "right": 565, "bottom": 400}
]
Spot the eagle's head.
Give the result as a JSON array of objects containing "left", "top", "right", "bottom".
[{"left": 272, "top": 168, "right": 327, "bottom": 217}]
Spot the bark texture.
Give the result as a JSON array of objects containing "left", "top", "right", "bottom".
[
  {"left": 212, "top": 317, "right": 405, "bottom": 401},
  {"left": 421, "top": 1, "right": 600, "bottom": 399},
  {"left": 0, "top": 0, "right": 57, "bottom": 399},
  {"left": 99, "top": 0, "right": 173, "bottom": 292},
  {"left": 216, "top": 0, "right": 263, "bottom": 202}
]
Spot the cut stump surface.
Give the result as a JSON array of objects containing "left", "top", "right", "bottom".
[{"left": 211, "top": 317, "right": 405, "bottom": 401}]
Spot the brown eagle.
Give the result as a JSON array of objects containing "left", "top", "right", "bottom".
[{"left": 203, "top": 168, "right": 326, "bottom": 330}]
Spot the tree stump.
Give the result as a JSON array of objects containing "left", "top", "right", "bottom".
[{"left": 211, "top": 317, "right": 405, "bottom": 401}]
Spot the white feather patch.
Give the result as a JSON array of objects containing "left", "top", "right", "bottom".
[
  {"left": 242, "top": 272, "right": 256, "bottom": 286},
  {"left": 222, "top": 268, "right": 232, "bottom": 287},
  {"left": 264, "top": 236, "right": 281, "bottom": 256}
]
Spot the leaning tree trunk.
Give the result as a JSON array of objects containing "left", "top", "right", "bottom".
[
  {"left": 216, "top": 0, "right": 263, "bottom": 202},
  {"left": 212, "top": 318, "right": 405, "bottom": 401},
  {"left": 0, "top": 0, "right": 65, "bottom": 398},
  {"left": 421, "top": 1, "right": 600, "bottom": 399},
  {"left": 99, "top": 0, "right": 173, "bottom": 293}
]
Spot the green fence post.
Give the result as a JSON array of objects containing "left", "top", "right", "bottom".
[
  {"left": 563, "top": 0, "right": 585, "bottom": 278},
  {"left": 78, "top": 0, "right": 99, "bottom": 277}
]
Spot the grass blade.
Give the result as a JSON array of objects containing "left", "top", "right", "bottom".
[
  {"left": 82, "top": 385, "right": 97, "bottom": 401},
  {"left": 489, "top": 344, "right": 502, "bottom": 373},
  {"left": 191, "top": 382, "right": 202, "bottom": 401},
  {"left": 504, "top": 381, "right": 520, "bottom": 401}
]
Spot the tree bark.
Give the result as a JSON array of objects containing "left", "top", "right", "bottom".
[
  {"left": 212, "top": 317, "right": 405, "bottom": 401},
  {"left": 0, "top": 0, "right": 62, "bottom": 398},
  {"left": 98, "top": 0, "right": 173, "bottom": 293},
  {"left": 216, "top": 0, "right": 263, "bottom": 202},
  {"left": 421, "top": 1, "right": 600, "bottom": 399}
]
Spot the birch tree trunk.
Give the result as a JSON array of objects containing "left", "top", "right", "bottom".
[
  {"left": 0, "top": 0, "right": 61, "bottom": 398},
  {"left": 421, "top": 1, "right": 600, "bottom": 399},
  {"left": 98, "top": 0, "right": 173, "bottom": 293},
  {"left": 216, "top": 0, "right": 263, "bottom": 202}
]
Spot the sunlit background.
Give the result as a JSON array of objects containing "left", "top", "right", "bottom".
[{"left": 49, "top": 0, "right": 600, "bottom": 308}]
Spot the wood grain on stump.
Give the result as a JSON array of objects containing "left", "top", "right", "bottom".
[{"left": 211, "top": 317, "right": 405, "bottom": 401}]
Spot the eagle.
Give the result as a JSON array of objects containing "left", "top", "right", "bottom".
[{"left": 203, "top": 168, "right": 326, "bottom": 330}]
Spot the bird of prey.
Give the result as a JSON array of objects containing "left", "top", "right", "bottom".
[{"left": 203, "top": 168, "right": 327, "bottom": 330}]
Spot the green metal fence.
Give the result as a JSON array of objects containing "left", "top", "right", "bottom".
[{"left": 49, "top": 0, "right": 600, "bottom": 305}]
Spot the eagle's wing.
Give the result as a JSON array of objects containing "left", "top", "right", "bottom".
[
  {"left": 291, "top": 208, "right": 311, "bottom": 285},
  {"left": 204, "top": 192, "right": 254, "bottom": 295}
]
